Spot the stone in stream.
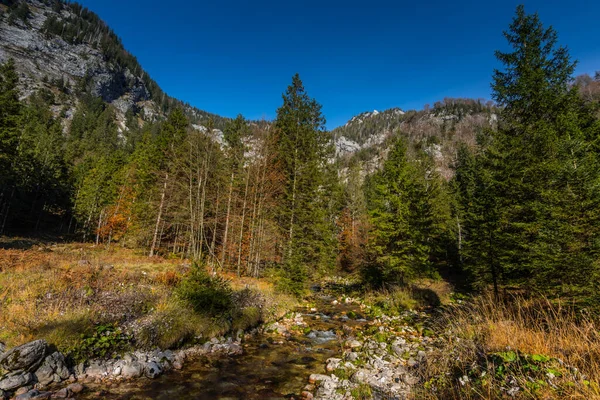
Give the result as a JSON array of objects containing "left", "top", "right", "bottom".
[
  {"left": 121, "top": 361, "right": 144, "bottom": 379},
  {"left": 0, "top": 371, "right": 33, "bottom": 391},
  {"left": 325, "top": 358, "right": 341, "bottom": 372},
  {"left": 143, "top": 361, "right": 162, "bottom": 379},
  {"left": 84, "top": 361, "right": 107, "bottom": 379},
  {"left": 14, "top": 389, "right": 52, "bottom": 400},
  {"left": 345, "top": 339, "right": 362, "bottom": 349},
  {"left": 306, "top": 330, "right": 337, "bottom": 344},
  {"left": 34, "top": 352, "right": 70, "bottom": 386},
  {"left": 308, "top": 374, "right": 330, "bottom": 384},
  {"left": 50, "top": 387, "right": 71, "bottom": 398},
  {"left": 66, "top": 383, "right": 84, "bottom": 394},
  {"left": 0, "top": 340, "right": 48, "bottom": 372}
]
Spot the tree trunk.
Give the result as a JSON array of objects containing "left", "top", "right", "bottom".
[
  {"left": 237, "top": 168, "right": 251, "bottom": 276},
  {"left": 150, "top": 172, "right": 168, "bottom": 257},
  {"left": 220, "top": 172, "right": 235, "bottom": 269}
]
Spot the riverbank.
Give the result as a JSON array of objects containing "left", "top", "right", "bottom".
[{"left": 0, "top": 238, "right": 297, "bottom": 399}]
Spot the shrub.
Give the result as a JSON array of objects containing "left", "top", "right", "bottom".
[
  {"left": 67, "top": 323, "right": 131, "bottom": 362},
  {"left": 176, "top": 263, "right": 233, "bottom": 317}
]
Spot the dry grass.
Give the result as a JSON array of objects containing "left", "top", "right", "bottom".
[
  {"left": 417, "top": 293, "right": 600, "bottom": 399},
  {"left": 0, "top": 238, "right": 295, "bottom": 354},
  {"left": 363, "top": 279, "right": 454, "bottom": 314}
]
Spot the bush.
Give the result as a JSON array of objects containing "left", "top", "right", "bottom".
[
  {"left": 67, "top": 323, "right": 131, "bottom": 362},
  {"left": 176, "top": 263, "right": 233, "bottom": 317}
]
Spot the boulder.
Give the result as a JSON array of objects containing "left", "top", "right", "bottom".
[
  {"left": 34, "top": 352, "right": 70, "bottom": 386},
  {"left": 120, "top": 361, "right": 143, "bottom": 379},
  {"left": 65, "top": 383, "right": 84, "bottom": 394},
  {"left": 0, "top": 340, "right": 47, "bottom": 372},
  {"left": 0, "top": 371, "right": 33, "bottom": 391},
  {"left": 84, "top": 361, "right": 107, "bottom": 379},
  {"left": 143, "top": 361, "right": 162, "bottom": 379},
  {"left": 15, "top": 390, "right": 52, "bottom": 400},
  {"left": 50, "top": 387, "right": 70, "bottom": 398}
]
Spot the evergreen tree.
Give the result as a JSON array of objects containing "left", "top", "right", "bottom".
[
  {"left": 457, "top": 6, "right": 600, "bottom": 297},
  {"left": 364, "top": 138, "right": 449, "bottom": 287},
  {"left": 0, "top": 59, "right": 21, "bottom": 190},
  {"left": 274, "top": 74, "right": 336, "bottom": 294}
]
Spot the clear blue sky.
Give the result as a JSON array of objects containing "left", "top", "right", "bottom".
[{"left": 77, "top": 0, "right": 600, "bottom": 129}]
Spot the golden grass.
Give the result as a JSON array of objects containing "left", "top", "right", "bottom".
[
  {"left": 0, "top": 239, "right": 295, "bottom": 353},
  {"left": 418, "top": 293, "right": 600, "bottom": 399},
  {"left": 363, "top": 279, "right": 454, "bottom": 314}
]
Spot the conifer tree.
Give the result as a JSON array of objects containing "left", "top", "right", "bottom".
[
  {"left": 364, "top": 138, "right": 450, "bottom": 286},
  {"left": 274, "top": 74, "right": 336, "bottom": 294},
  {"left": 457, "top": 6, "right": 600, "bottom": 296}
]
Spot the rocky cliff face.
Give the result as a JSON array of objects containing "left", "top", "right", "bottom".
[
  {"left": 0, "top": 1, "right": 158, "bottom": 126},
  {"left": 333, "top": 101, "right": 498, "bottom": 179},
  {"left": 0, "top": 0, "right": 227, "bottom": 131}
]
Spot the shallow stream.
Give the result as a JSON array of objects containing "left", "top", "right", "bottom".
[{"left": 93, "top": 293, "right": 369, "bottom": 399}]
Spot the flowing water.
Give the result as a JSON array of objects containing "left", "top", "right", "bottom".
[{"left": 93, "top": 293, "right": 369, "bottom": 399}]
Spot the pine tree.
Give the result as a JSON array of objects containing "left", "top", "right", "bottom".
[
  {"left": 0, "top": 59, "right": 22, "bottom": 233},
  {"left": 458, "top": 5, "right": 600, "bottom": 297},
  {"left": 274, "top": 74, "right": 336, "bottom": 294},
  {"left": 365, "top": 138, "right": 438, "bottom": 286}
]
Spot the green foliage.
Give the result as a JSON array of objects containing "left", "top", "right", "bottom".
[
  {"left": 275, "top": 74, "right": 339, "bottom": 289},
  {"left": 68, "top": 323, "right": 131, "bottom": 362},
  {"left": 453, "top": 6, "right": 600, "bottom": 298},
  {"left": 364, "top": 138, "right": 452, "bottom": 287},
  {"left": 176, "top": 263, "right": 234, "bottom": 316}
]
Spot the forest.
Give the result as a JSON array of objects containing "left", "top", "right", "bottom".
[
  {"left": 1, "top": 2, "right": 600, "bottom": 399},
  {"left": 1, "top": 4, "right": 599, "bottom": 301}
]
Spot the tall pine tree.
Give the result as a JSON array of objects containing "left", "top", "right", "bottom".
[{"left": 274, "top": 74, "right": 336, "bottom": 294}]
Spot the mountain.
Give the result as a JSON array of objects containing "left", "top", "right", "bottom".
[
  {"left": 0, "top": 0, "right": 229, "bottom": 131},
  {"left": 333, "top": 99, "right": 499, "bottom": 179}
]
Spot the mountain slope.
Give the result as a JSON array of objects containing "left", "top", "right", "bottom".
[
  {"left": 333, "top": 99, "right": 499, "bottom": 179},
  {"left": 0, "top": 0, "right": 229, "bottom": 130}
]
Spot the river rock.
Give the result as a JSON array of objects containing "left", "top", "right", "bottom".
[
  {"left": 308, "top": 374, "right": 330, "bottom": 384},
  {"left": 345, "top": 339, "right": 362, "bottom": 349},
  {"left": 84, "top": 361, "right": 107, "bottom": 379},
  {"left": 0, "top": 371, "right": 33, "bottom": 391},
  {"left": 325, "top": 358, "right": 341, "bottom": 372},
  {"left": 0, "top": 340, "right": 47, "bottom": 372},
  {"left": 15, "top": 389, "right": 51, "bottom": 400},
  {"left": 121, "top": 361, "right": 143, "bottom": 379},
  {"left": 50, "top": 387, "right": 70, "bottom": 398},
  {"left": 66, "top": 383, "right": 84, "bottom": 394},
  {"left": 35, "top": 352, "right": 70, "bottom": 386},
  {"left": 143, "top": 361, "right": 162, "bottom": 379}
]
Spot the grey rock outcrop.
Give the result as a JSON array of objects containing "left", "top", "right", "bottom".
[
  {"left": 0, "top": 371, "right": 33, "bottom": 391},
  {"left": 0, "top": 340, "right": 47, "bottom": 372},
  {"left": 34, "top": 352, "right": 70, "bottom": 386}
]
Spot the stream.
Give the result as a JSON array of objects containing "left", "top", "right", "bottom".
[{"left": 92, "top": 293, "right": 370, "bottom": 399}]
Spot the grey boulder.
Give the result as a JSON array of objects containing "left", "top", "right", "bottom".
[
  {"left": 121, "top": 361, "right": 143, "bottom": 379},
  {"left": 144, "top": 361, "right": 162, "bottom": 379},
  {"left": 14, "top": 389, "right": 52, "bottom": 400},
  {"left": 0, "top": 371, "right": 33, "bottom": 391},
  {"left": 0, "top": 340, "right": 47, "bottom": 372},
  {"left": 34, "top": 352, "right": 70, "bottom": 386}
]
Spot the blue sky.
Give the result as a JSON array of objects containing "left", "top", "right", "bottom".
[{"left": 77, "top": 0, "right": 600, "bottom": 129}]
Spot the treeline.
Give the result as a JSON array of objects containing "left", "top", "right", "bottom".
[
  {"left": 0, "top": 63, "right": 340, "bottom": 294},
  {"left": 357, "top": 6, "right": 600, "bottom": 302}
]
